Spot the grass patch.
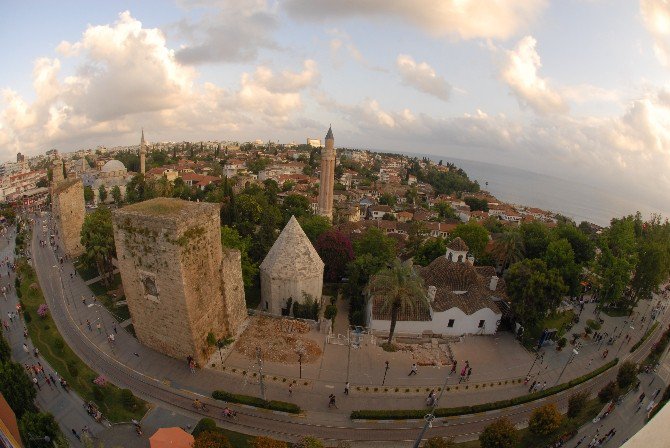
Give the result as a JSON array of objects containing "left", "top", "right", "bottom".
[
  {"left": 17, "top": 258, "right": 147, "bottom": 422},
  {"left": 351, "top": 359, "right": 618, "bottom": 420},
  {"left": 87, "top": 274, "right": 129, "bottom": 323},
  {"left": 523, "top": 310, "right": 575, "bottom": 347},
  {"left": 631, "top": 322, "right": 659, "bottom": 353}
]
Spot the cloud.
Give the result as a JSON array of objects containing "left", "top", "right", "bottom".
[
  {"left": 641, "top": 0, "right": 670, "bottom": 67},
  {"left": 396, "top": 54, "right": 451, "bottom": 101},
  {"left": 175, "top": 0, "right": 278, "bottom": 64},
  {"left": 285, "top": 0, "right": 547, "bottom": 40},
  {"left": 500, "top": 36, "right": 568, "bottom": 115},
  {"left": 0, "top": 11, "right": 319, "bottom": 157}
]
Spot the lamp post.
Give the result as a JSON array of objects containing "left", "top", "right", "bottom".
[
  {"left": 216, "top": 337, "right": 234, "bottom": 367},
  {"left": 382, "top": 360, "right": 390, "bottom": 386},
  {"left": 256, "top": 347, "right": 266, "bottom": 401},
  {"left": 295, "top": 342, "right": 305, "bottom": 379},
  {"left": 555, "top": 348, "right": 578, "bottom": 386},
  {"left": 525, "top": 351, "right": 543, "bottom": 378}
]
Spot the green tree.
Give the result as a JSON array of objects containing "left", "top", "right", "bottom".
[
  {"left": 221, "top": 226, "right": 258, "bottom": 287},
  {"left": 479, "top": 417, "right": 518, "bottom": 448},
  {"left": 520, "top": 221, "right": 551, "bottom": 259},
  {"left": 482, "top": 216, "right": 505, "bottom": 234},
  {"left": 491, "top": 231, "right": 524, "bottom": 271},
  {"left": 631, "top": 237, "right": 670, "bottom": 302},
  {"left": 414, "top": 238, "right": 446, "bottom": 266},
  {"left": 281, "top": 194, "right": 311, "bottom": 222},
  {"left": 464, "top": 197, "right": 488, "bottom": 212},
  {"left": 378, "top": 193, "right": 397, "bottom": 207},
  {"left": 616, "top": 361, "right": 638, "bottom": 389},
  {"left": 0, "top": 361, "right": 37, "bottom": 418},
  {"left": 80, "top": 207, "right": 116, "bottom": 286},
  {"left": 0, "top": 330, "right": 11, "bottom": 363},
  {"left": 433, "top": 202, "right": 458, "bottom": 220},
  {"left": 505, "top": 259, "right": 567, "bottom": 333},
  {"left": 83, "top": 186, "right": 94, "bottom": 203},
  {"left": 97, "top": 185, "right": 108, "bottom": 203},
  {"left": 111, "top": 185, "right": 123, "bottom": 205},
  {"left": 346, "top": 254, "right": 387, "bottom": 325},
  {"left": 19, "top": 412, "right": 62, "bottom": 448},
  {"left": 528, "top": 403, "right": 563, "bottom": 435},
  {"left": 234, "top": 194, "right": 263, "bottom": 235},
  {"left": 450, "top": 221, "right": 489, "bottom": 259},
  {"left": 552, "top": 223, "right": 595, "bottom": 264},
  {"left": 298, "top": 215, "right": 331, "bottom": 243},
  {"left": 545, "top": 239, "right": 581, "bottom": 295},
  {"left": 598, "top": 381, "right": 620, "bottom": 403},
  {"left": 353, "top": 227, "right": 397, "bottom": 261},
  {"left": 567, "top": 391, "right": 589, "bottom": 418},
  {"left": 368, "top": 259, "right": 427, "bottom": 344}
]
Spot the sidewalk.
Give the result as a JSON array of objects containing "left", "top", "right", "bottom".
[{"left": 0, "top": 225, "right": 106, "bottom": 447}]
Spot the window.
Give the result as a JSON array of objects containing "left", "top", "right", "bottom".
[
  {"left": 478, "top": 320, "right": 485, "bottom": 328},
  {"left": 265, "top": 301, "right": 269, "bottom": 310},
  {"left": 447, "top": 319, "right": 455, "bottom": 328},
  {"left": 447, "top": 252, "right": 453, "bottom": 261},
  {"left": 457, "top": 255, "right": 463, "bottom": 262}
]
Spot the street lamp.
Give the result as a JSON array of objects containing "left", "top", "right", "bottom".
[
  {"left": 382, "top": 360, "right": 390, "bottom": 386},
  {"left": 554, "top": 348, "right": 578, "bottom": 386},
  {"left": 411, "top": 362, "right": 452, "bottom": 448},
  {"left": 216, "top": 337, "right": 234, "bottom": 367},
  {"left": 295, "top": 342, "right": 305, "bottom": 379},
  {"left": 525, "top": 351, "right": 543, "bottom": 378}
]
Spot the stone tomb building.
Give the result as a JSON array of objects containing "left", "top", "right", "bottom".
[
  {"left": 51, "top": 178, "right": 85, "bottom": 257},
  {"left": 112, "top": 198, "right": 246, "bottom": 364},
  {"left": 260, "top": 216, "right": 324, "bottom": 315}
]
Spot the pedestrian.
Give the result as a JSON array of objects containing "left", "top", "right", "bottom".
[
  {"left": 602, "top": 349, "right": 608, "bottom": 359},
  {"left": 574, "top": 435, "right": 587, "bottom": 446},
  {"left": 33, "top": 347, "right": 39, "bottom": 357},
  {"left": 328, "top": 393, "right": 337, "bottom": 408},
  {"left": 71, "top": 429, "right": 80, "bottom": 441},
  {"left": 524, "top": 375, "right": 530, "bottom": 385},
  {"left": 83, "top": 426, "right": 90, "bottom": 436},
  {"left": 96, "top": 322, "right": 101, "bottom": 334},
  {"left": 86, "top": 319, "right": 92, "bottom": 331},
  {"left": 82, "top": 296, "right": 86, "bottom": 306},
  {"left": 49, "top": 373, "right": 56, "bottom": 384},
  {"left": 466, "top": 367, "right": 472, "bottom": 381},
  {"left": 344, "top": 382, "right": 350, "bottom": 395},
  {"left": 45, "top": 376, "right": 52, "bottom": 388},
  {"left": 289, "top": 383, "right": 293, "bottom": 396},
  {"left": 113, "top": 325, "right": 118, "bottom": 334},
  {"left": 652, "top": 388, "right": 662, "bottom": 399},
  {"left": 408, "top": 363, "right": 418, "bottom": 376},
  {"left": 22, "top": 343, "right": 29, "bottom": 353},
  {"left": 541, "top": 381, "right": 547, "bottom": 391},
  {"left": 187, "top": 355, "right": 193, "bottom": 366},
  {"left": 426, "top": 389, "right": 436, "bottom": 406},
  {"left": 588, "top": 358, "right": 593, "bottom": 367},
  {"left": 22, "top": 329, "right": 27, "bottom": 339},
  {"left": 32, "top": 376, "right": 40, "bottom": 390},
  {"left": 7, "top": 311, "right": 12, "bottom": 323},
  {"left": 646, "top": 400, "right": 655, "bottom": 412},
  {"left": 638, "top": 392, "right": 646, "bottom": 403},
  {"left": 450, "top": 360, "right": 457, "bottom": 375},
  {"left": 529, "top": 380, "right": 537, "bottom": 393},
  {"left": 189, "top": 360, "right": 195, "bottom": 373}
]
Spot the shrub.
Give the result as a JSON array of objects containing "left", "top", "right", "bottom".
[
  {"left": 23, "top": 311, "right": 30, "bottom": 323},
  {"left": 423, "top": 436, "right": 456, "bottom": 448},
  {"left": 37, "top": 304, "right": 49, "bottom": 318},
  {"left": 194, "top": 431, "right": 232, "bottom": 448},
  {"left": 211, "top": 390, "right": 300, "bottom": 414},
  {"left": 567, "top": 391, "right": 589, "bottom": 418},
  {"left": 479, "top": 417, "right": 518, "bottom": 448},
  {"left": 251, "top": 436, "right": 289, "bottom": 448},
  {"left": 192, "top": 418, "right": 217, "bottom": 437},
  {"left": 585, "top": 326, "right": 593, "bottom": 335},
  {"left": 295, "top": 437, "right": 324, "bottom": 448},
  {"left": 324, "top": 304, "right": 337, "bottom": 321},
  {"left": 631, "top": 322, "right": 660, "bottom": 352},
  {"left": 598, "top": 381, "right": 620, "bottom": 403},
  {"left": 528, "top": 403, "right": 563, "bottom": 435},
  {"left": 586, "top": 319, "right": 602, "bottom": 331},
  {"left": 557, "top": 337, "right": 567, "bottom": 349},
  {"left": 92, "top": 375, "right": 107, "bottom": 387},
  {"left": 617, "top": 361, "right": 637, "bottom": 389}
]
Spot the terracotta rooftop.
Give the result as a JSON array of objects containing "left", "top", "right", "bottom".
[{"left": 448, "top": 237, "right": 469, "bottom": 252}]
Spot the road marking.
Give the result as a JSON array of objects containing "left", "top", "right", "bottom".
[{"left": 325, "top": 385, "right": 334, "bottom": 389}]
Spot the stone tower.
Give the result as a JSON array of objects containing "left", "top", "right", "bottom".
[
  {"left": 317, "top": 126, "right": 335, "bottom": 220},
  {"left": 51, "top": 158, "right": 65, "bottom": 185},
  {"left": 112, "top": 198, "right": 246, "bottom": 365},
  {"left": 139, "top": 129, "right": 146, "bottom": 175},
  {"left": 51, "top": 179, "right": 85, "bottom": 257},
  {"left": 260, "top": 216, "right": 324, "bottom": 315}
]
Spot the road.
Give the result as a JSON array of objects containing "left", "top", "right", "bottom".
[{"left": 30, "top": 215, "right": 670, "bottom": 447}]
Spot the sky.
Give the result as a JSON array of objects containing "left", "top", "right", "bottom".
[{"left": 1, "top": 0, "right": 670, "bottom": 212}]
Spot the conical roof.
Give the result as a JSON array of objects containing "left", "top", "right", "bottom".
[
  {"left": 325, "top": 125, "right": 334, "bottom": 140},
  {"left": 260, "top": 216, "right": 324, "bottom": 277}
]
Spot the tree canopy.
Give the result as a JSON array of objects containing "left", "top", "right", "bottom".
[{"left": 450, "top": 222, "right": 489, "bottom": 259}]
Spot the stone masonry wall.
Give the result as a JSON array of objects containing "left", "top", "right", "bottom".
[
  {"left": 112, "top": 198, "right": 246, "bottom": 365},
  {"left": 220, "top": 248, "right": 247, "bottom": 335},
  {"left": 52, "top": 179, "right": 85, "bottom": 257}
]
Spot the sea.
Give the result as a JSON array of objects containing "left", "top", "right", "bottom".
[{"left": 399, "top": 153, "right": 669, "bottom": 227}]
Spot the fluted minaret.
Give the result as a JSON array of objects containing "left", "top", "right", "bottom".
[
  {"left": 139, "top": 128, "right": 146, "bottom": 175},
  {"left": 318, "top": 126, "right": 335, "bottom": 220}
]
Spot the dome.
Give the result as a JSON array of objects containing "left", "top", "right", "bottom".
[{"left": 101, "top": 159, "right": 126, "bottom": 173}]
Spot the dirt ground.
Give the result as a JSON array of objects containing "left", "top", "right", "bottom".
[
  {"left": 235, "top": 316, "right": 322, "bottom": 364},
  {"left": 394, "top": 342, "right": 451, "bottom": 366}
]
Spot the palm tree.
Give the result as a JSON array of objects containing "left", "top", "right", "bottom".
[
  {"left": 368, "top": 259, "right": 428, "bottom": 344},
  {"left": 492, "top": 231, "right": 525, "bottom": 272}
]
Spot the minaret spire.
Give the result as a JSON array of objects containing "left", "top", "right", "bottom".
[
  {"left": 318, "top": 125, "right": 335, "bottom": 220},
  {"left": 139, "top": 128, "right": 146, "bottom": 175}
]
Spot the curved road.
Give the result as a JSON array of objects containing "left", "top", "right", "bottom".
[{"left": 30, "top": 218, "right": 669, "bottom": 445}]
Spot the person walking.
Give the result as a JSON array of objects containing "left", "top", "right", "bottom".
[
  {"left": 450, "top": 360, "right": 457, "bottom": 375},
  {"left": 33, "top": 348, "right": 39, "bottom": 358},
  {"left": 541, "top": 381, "right": 547, "bottom": 391},
  {"left": 638, "top": 392, "right": 646, "bottom": 403},
  {"left": 528, "top": 380, "right": 537, "bottom": 393},
  {"left": 652, "top": 388, "right": 662, "bottom": 400},
  {"left": 96, "top": 322, "right": 101, "bottom": 334},
  {"left": 22, "top": 343, "right": 29, "bottom": 353},
  {"left": 344, "top": 382, "right": 350, "bottom": 395},
  {"left": 328, "top": 394, "right": 337, "bottom": 408},
  {"left": 71, "top": 429, "right": 81, "bottom": 441},
  {"left": 289, "top": 383, "right": 293, "bottom": 397},
  {"left": 32, "top": 377, "right": 40, "bottom": 390},
  {"left": 466, "top": 367, "right": 472, "bottom": 381},
  {"left": 86, "top": 320, "right": 92, "bottom": 331},
  {"left": 408, "top": 363, "right": 418, "bottom": 376}
]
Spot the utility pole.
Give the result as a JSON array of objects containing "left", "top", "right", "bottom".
[
  {"left": 412, "top": 365, "right": 452, "bottom": 448},
  {"left": 555, "top": 348, "right": 578, "bottom": 386},
  {"left": 256, "top": 347, "right": 266, "bottom": 401}
]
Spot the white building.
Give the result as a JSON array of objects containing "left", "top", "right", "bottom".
[
  {"left": 366, "top": 238, "right": 504, "bottom": 337},
  {"left": 307, "top": 138, "right": 322, "bottom": 148},
  {"left": 260, "top": 216, "right": 324, "bottom": 316}
]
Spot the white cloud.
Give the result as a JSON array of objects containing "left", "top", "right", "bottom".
[
  {"left": 285, "top": 0, "right": 547, "bottom": 40},
  {"left": 175, "top": 0, "right": 278, "bottom": 64},
  {"left": 640, "top": 0, "right": 670, "bottom": 67},
  {"left": 396, "top": 54, "right": 451, "bottom": 101},
  {"left": 501, "top": 36, "right": 568, "bottom": 115},
  {"left": 0, "top": 11, "right": 319, "bottom": 157}
]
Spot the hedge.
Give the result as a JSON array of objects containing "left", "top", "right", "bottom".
[
  {"left": 630, "top": 322, "right": 659, "bottom": 353},
  {"left": 212, "top": 390, "right": 301, "bottom": 414},
  {"left": 350, "top": 359, "right": 619, "bottom": 420}
]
